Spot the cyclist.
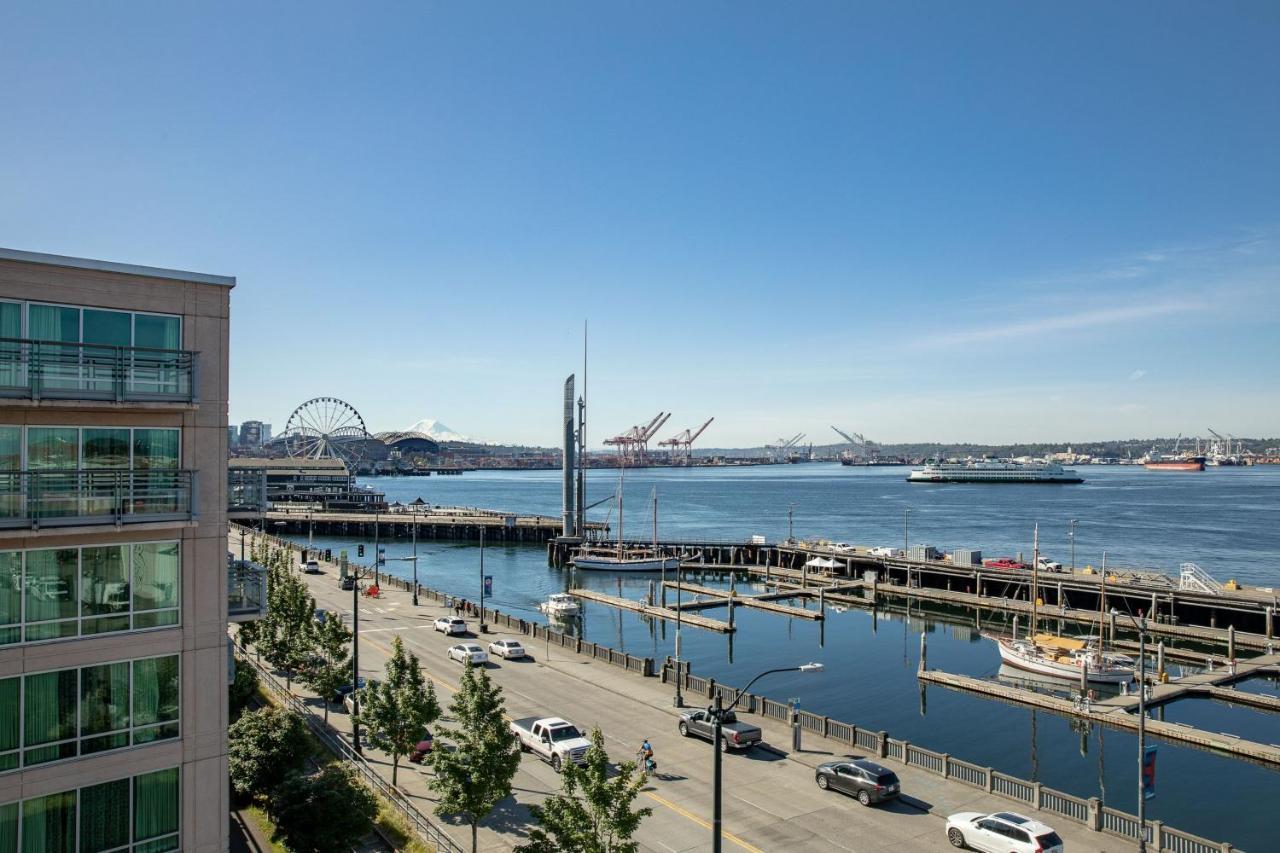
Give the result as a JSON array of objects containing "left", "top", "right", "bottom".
[{"left": 638, "top": 739, "right": 655, "bottom": 774}]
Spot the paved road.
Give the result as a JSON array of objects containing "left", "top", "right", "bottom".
[{"left": 235, "top": 535, "right": 1132, "bottom": 852}]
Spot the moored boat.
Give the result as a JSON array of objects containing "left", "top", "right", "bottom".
[
  {"left": 907, "top": 459, "right": 1083, "bottom": 484},
  {"left": 995, "top": 633, "right": 1135, "bottom": 684},
  {"left": 538, "top": 592, "right": 581, "bottom": 617}
]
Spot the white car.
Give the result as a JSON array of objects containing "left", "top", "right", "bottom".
[
  {"left": 946, "top": 811, "right": 1063, "bottom": 853},
  {"left": 448, "top": 643, "right": 489, "bottom": 665},
  {"left": 830, "top": 542, "right": 855, "bottom": 553},
  {"left": 869, "top": 546, "right": 898, "bottom": 558},
  {"left": 488, "top": 639, "right": 526, "bottom": 659},
  {"left": 433, "top": 617, "right": 467, "bottom": 635}
]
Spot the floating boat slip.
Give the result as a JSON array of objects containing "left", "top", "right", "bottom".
[
  {"left": 661, "top": 580, "right": 824, "bottom": 620},
  {"left": 568, "top": 588, "right": 734, "bottom": 633}
]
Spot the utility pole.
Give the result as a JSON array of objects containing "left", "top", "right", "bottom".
[
  {"left": 351, "top": 554, "right": 363, "bottom": 753},
  {"left": 904, "top": 508, "right": 912, "bottom": 588},
  {"left": 479, "top": 526, "right": 487, "bottom": 633},
  {"left": 373, "top": 511, "right": 380, "bottom": 586},
  {"left": 787, "top": 503, "right": 795, "bottom": 544},
  {"left": 411, "top": 508, "right": 419, "bottom": 606},
  {"left": 1137, "top": 612, "right": 1148, "bottom": 853},
  {"left": 1070, "top": 519, "right": 1078, "bottom": 573}
]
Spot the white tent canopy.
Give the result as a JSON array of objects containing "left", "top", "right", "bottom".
[{"left": 804, "top": 557, "right": 837, "bottom": 569}]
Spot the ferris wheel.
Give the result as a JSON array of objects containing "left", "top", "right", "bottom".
[{"left": 283, "top": 397, "right": 369, "bottom": 464}]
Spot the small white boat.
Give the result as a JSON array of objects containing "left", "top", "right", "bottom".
[
  {"left": 539, "top": 592, "right": 581, "bottom": 618},
  {"left": 995, "top": 633, "right": 1135, "bottom": 684}
]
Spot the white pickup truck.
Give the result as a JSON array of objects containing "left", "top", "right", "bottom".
[{"left": 509, "top": 716, "right": 591, "bottom": 772}]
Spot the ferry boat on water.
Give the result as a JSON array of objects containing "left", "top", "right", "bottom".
[{"left": 906, "top": 459, "right": 1083, "bottom": 484}]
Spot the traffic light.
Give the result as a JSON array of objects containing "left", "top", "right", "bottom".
[
  {"left": 357, "top": 544, "right": 365, "bottom": 557},
  {"left": 324, "top": 548, "right": 332, "bottom": 562}
]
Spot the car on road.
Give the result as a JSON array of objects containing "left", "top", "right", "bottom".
[
  {"left": 339, "top": 575, "right": 355, "bottom": 590},
  {"left": 488, "top": 639, "right": 527, "bottom": 659},
  {"left": 830, "top": 542, "right": 855, "bottom": 553},
  {"left": 332, "top": 677, "right": 367, "bottom": 704},
  {"left": 677, "top": 708, "right": 763, "bottom": 751},
  {"left": 448, "top": 643, "right": 489, "bottom": 665},
  {"left": 300, "top": 559, "right": 321, "bottom": 574},
  {"left": 434, "top": 617, "right": 467, "bottom": 635},
  {"left": 815, "top": 759, "right": 901, "bottom": 806},
  {"left": 945, "top": 811, "right": 1064, "bottom": 853},
  {"left": 510, "top": 716, "right": 592, "bottom": 772},
  {"left": 1037, "top": 556, "right": 1064, "bottom": 573},
  {"left": 869, "top": 546, "right": 899, "bottom": 558},
  {"left": 408, "top": 730, "right": 434, "bottom": 763}
]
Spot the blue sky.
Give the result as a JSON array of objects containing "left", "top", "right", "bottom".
[{"left": 2, "top": 2, "right": 1278, "bottom": 446}]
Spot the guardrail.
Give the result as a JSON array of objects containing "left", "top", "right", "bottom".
[
  {"left": 234, "top": 649, "right": 464, "bottom": 853},
  {"left": 0, "top": 468, "right": 194, "bottom": 529},
  {"left": 0, "top": 337, "right": 197, "bottom": 403}
]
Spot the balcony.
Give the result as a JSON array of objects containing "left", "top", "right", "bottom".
[
  {"left": 228, "top": 559, "right": 267, "bottom": 622},
  {"left": 0, "top": 469, "right": 195, "bottom": 530},
  {"left": 0, "top": 338, "right": 197, "bottom": 404}
]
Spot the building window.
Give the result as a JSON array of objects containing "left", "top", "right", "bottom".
[
  {"left": 0, "top": 425, "right": 181, "bottom": 472},
  {"left": 0, "top": 767, "right": 179, "bottom": 852},
  {"left": 0, "top": 541, "right": 180, "bottom": 645},
  {"left": 0, "top": 655, "right": 180, "bottom": 773}
]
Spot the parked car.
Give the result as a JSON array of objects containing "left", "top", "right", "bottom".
[
  {"left": 339, "top": 575, "right": 355, "bottom": 591},
  {"left": 408, "top": 730, "right": 434, "bottom": 763},
  {"left": 869, "top": 546, "right": 899, "bottom": 558},
  {"left": 433, "top": 617, "right": 467, "bottom": 635},
  {"left": 815, "top": 759, "right": 900, "bottom": 806},
  {"left": 983, "top": 558, "right": 1029, "bottom": 571},
  {"left": 677, "top": 708, "right": 762, "bottom": 751},
  {"left": 1037, "top": 556, "right": 1064, "bottom": 573},
  {"left": 313, "top": 608, "right": 330, "bottom": 625},
  {"left": 945, "top": 811, "right": 1064, "bottom": 853},
  {"left": 488, "top": 639, "right": 527, "bottom": 659},
  {"left": 509, "top": 716, "right": 591, "bottom": 772},
  {"left": 830, "top": 542, "right": 855, "bottom": 553},
  {"left": 448, "top": 643, "right": 489, "bottom": 665},
  {"left": 332, "top": 677, "right": 367, "bottom": 704}
]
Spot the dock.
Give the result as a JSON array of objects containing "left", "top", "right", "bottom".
[
  {"left": 1094, "top": 651, "right": 1280, "bottom": 712},
  {"left": 246, "top": 508, "right": 607, "bottom": 544},
  {"left": 569, "top": 588, "right": 734, "bottom": 633},
  {"left": 918, "top": 668, "right": 1280, "bottom": 767},
  {"left": 660, "top": 580, "right": 824, "bottom": 620}
]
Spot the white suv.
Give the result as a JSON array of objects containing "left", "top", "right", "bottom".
[
  {"left": 946, "top": 811, "right": 1063, "bottom": 853},
  {"left": 433, "top": 617, "right": 467, "bottom": 635}
]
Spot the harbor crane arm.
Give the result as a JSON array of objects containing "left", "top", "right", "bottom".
[
  {"left": 831, "top": 426, "right": 859, "bottom": 446},
  {"left": 689, "top": 417, "right": 714, "bottom": 443}
]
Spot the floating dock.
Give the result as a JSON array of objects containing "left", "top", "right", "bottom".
[
  {"left": 660, "top": 580, "right": 824, "bottom": 620},
  {"left": 246, "top": 508, "right": 607, "bottom": 544},
  {"left": 569, "top": 588, "right": 734, "bottom": 633}
]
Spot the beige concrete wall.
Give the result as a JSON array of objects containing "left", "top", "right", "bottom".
[{"left": 0, "top": 256, "right": 231, "bottom": 851}]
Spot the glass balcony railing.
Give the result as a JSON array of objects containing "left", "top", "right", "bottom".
[
  {"left": 228, "top": 559, "right": 266, "bottom": 621},
  {"left": 0, "top": 469, "right": 195, "bottom": 529},
  {"left": 0, "top": 338, "right": 197, "bottom": 403}
]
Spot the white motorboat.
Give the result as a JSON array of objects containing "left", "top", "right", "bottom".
[{"left": 538, "top": 592, "right": 581, "bottom": 618}]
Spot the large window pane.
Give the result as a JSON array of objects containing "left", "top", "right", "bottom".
[
  {"left": 131, "top": 430, "right": 178, "bottom": 469},
  {"left": 132, "top": 315, "right": 180, "bottom": 350},
  {"left": 0, "top": 427, "right": 20, "bottom": 525},
  {"left": 27, "top": 306, "right": 78, "bottom": 343},
  {"left": 21, "top": 790, "right": 75, "bottom": 853},
  {"left": 0, "top": 426, "right": 19, "bottom": 470},
  {"left": 79, "top": 778, "right": 129, "bottom": 853},
  {"left": 82, "top": 310, "right": 131, "bottom": 347},
  {"left": 23, "top": 669, "right": 78, "bottom": 765},
  {"left": 0, "top": 802, "right": 16, "bottom": 853},
  {"left": 27, "top": 305, "right": 80, "bottom": 395},
  {"left": 133, "top": 768, "right": 179, "bottom": 847},
  {"left": 23, "top": 549, "right": 78, "bottom": 635},
  {"left": 0, "top": 677, "right": 18, "bottom": 772},
  {"left": 132, "top": 543, "right": 178, "bottom": 613},
  {"left": 80, "top": 546, "right": 129, "bottom": 635},
  {"left": 81, "top": 311, "right": 131, "bottom": 396},
  {"left": 0, "top": 301, "right": 20, "bottom": 391},
  {"left": 0, "top": 551, "right": 19, "bottom": 645},
  {"left": 25, "top": 427, "right": 79, "bottom": 469},
  {"left": 82, "top": 429, "right": 130, "bottom": 470},
  {"left": 132, "top": 656, "right": 179, "bottom": 743},
  {"left": 80, "top": 662, "right": 130, "bottom": 749}
]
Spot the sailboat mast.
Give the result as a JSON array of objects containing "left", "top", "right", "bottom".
[
  {"left": 1099, "top": 552, "right": 1108, "bottom": 649},
  {"left": 616, "top": 457, "right": 624, "bottom": 560},
  {"left": 1031, "top": 524, "right": 1040, "bottom": 639}
]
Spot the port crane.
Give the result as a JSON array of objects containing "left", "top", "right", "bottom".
[
  {"left": 603, "top": 412, "right": 671, "bottom": 465},
  {"left": 767, "top": 433, "right": 805, "bottom": 463},
  {"left": 831, "top": 426, "right": 885, "bottom": 461},
  {"left": 658, "top": 417, "right": 714, "bottom": 465}
]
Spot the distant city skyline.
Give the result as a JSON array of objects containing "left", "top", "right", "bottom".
[{"left": 3, "top": 2, "right": 1277, "bottom": 446}]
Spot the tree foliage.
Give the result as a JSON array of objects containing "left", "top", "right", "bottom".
[
  {"left": 430, "top": 662, "right": 521, "bottom": 853},
  {"left": 304, "top": 610, "right": 353, "bottom": 724},
  {"left": 355, "top": 636, "right": 441, "bottom": 786},
  {"left": 258, "top": 557, "right": 317, "bottom": 688},
  {"left": 228, "top": 707, "right": 311, "bottom": 800},
  {"left": 228, "top": 660, "right": 260, "bottom": 722},
  {"left": 517, "top": 728, "right": 652, "bottom": 853},
  {"left": 267, "top": 764, "right": 377, "bottom": 853}
]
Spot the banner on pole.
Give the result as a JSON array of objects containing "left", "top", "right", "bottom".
[
  {"left": 1142, "top": 744, "right": 1157, "bottom": 800},
  {"left": 484, "top": 575, "right": 493, "bottom": 595}
]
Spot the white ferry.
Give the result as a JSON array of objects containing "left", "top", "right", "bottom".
[{"left": 906, "top": 459, "right": 1083, "bottom": 484}]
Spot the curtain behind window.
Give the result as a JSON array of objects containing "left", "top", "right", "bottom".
[
  {"left": 0, "top": 302, "right": 21, "bottom": 389},
  {"left": 0, "top": 551, "right": 19, "bottom": 645},
  {"left": 133, "top": 768, "right": 179, "bottom": 846},
  {"left": 23, "top": 669, "right": 78, "bottom": 765},
  {"left": 0, "top": 676, "right": 18, "bottom": 772},
  {"left": 79, "top": 777, "right": 130, "bottom": 852},
  {"left": 0, "top": 802, "right": 15, "bottom": 852},
  {"left": 20, "top": 791, "right": 75, "bottom": 853}
]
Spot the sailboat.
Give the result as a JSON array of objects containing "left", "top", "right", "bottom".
[
  {"left": 573, "top": 477, "right": 680, "bottom": 572},
  {"left": 990, "top": 527, "right": 1135, "bottom": 684}
]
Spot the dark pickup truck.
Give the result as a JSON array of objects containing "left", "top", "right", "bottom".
[{"left": 677, "top": 708, "right": 763, "bottom": 751}]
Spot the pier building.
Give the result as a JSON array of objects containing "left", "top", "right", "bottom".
[{"left": 0, "top": 248, "right": 237, "bottom": 852}]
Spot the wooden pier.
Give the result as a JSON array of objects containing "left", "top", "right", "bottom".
[
  {"left": 568, "top": 588, "right": 734, "bottom": 633},
  {"left": 1093, "top": 651, "right": 1280, "bottom": 712},
  {"left": 918, "top": 667, "right": 1280, "bottom": 767},
  {"left": 660, "top": 580, "right": 824, "bottom": 620},
  {"left": 246, "top": 508, "right": 606, "bottom": 544}
]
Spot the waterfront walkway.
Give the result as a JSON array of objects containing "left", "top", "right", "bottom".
[{"left": 232, "top": 532, "right": 1145, "bottom": 852}]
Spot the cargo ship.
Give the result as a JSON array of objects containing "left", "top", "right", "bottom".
[
  {"left": 906, "top": 459, "right": 1083, "bottom": 484},
  {"left": 1143, "top": 454, "right": 1206, "bottom": 471}
]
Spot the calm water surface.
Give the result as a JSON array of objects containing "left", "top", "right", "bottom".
[{"left": 290, "top": 464, "right": 1278, "bottom": 849}]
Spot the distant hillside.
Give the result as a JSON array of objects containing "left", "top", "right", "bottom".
[{"left": 693, "top": 437, "right": 1280, "bottom": 459}]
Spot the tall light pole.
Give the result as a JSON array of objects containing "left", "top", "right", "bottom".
[
  {"left": 1136, "top": 611, "right": 1148, "bottom": 853},
  {"left": 1069, "top": 519, "right": 1078, "bottom": 573},
  {"left": 239, "top": 527, "right": 246, "bottom": 562},
  {"left": 373, "top": 510, "right": 380, "bottom": 586},
  {"left": 710, "top": 663, "right": 824, "bottom": 852},
  {"left": 904, "top": 508, "right": 913, "bottom": 588},
  {"left": 351, "top": 555, "right": 365, "bottom": 753},
  {"left": 307, "top": 508, "right": 314, "bottom": 553},
  {"left": 479, "top": 525, "right": 487, "bottom": 633},
  {"left": 411, "top": 508, "right": 419, "bottom": 606},
  {"left": 787, "top": 503, "right": 795, "bottom": 544}
]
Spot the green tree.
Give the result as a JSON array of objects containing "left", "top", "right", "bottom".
[
  {"left": 304, "top": 611, "right": 353, "bottom": 725},
  {"left": 228, "top": 660, "right": 260, "bottom": 722},
  {"left": 517, "top": 728, "right": 652, "bottom": 853},
  {"left": 259, "top": 563, "right": 316, "bottom": 689},
  {"left": 355, "top": 636, "right": 440, "bottom": 785},
  {"left": 228, "top": 707, "right": 311, "bottom": 800},
  {"left": 268, "top": 765, "right": 377, "bottom": 853},
  {"left": 430, "top": 662, "right": 522, "bottom": 853}
]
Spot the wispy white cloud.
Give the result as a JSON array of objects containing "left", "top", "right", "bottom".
[
  {"left": 1129, "top": 369, "right": 1147, "bottom": 381},
  {"left": 921, "top": 297, "right": 1202, "bottom": 347}
]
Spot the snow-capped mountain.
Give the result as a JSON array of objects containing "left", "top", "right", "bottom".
[{"left": 405, "top": 418, "right": 471, "bottom": 443}]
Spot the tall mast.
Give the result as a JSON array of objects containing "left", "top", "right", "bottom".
[
  {"left": 576, "top": 320, "right": 587, "bottom": 537},
  {"left": 616, "top": 456, "right": 624, "bottom": 559},
  {"left": 1031, "top": 524, "right": 1040, "bottom": 640},
  {"left": 1100, "top": 552, "right": 1108, "bottom": 649}
]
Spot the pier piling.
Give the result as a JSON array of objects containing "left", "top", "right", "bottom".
[
  {"left": 1228, "top": 625, "right": 1236, "bottom": 660},
  {"left": 919, "top": 632, "right": 927, "bottom": 673}
]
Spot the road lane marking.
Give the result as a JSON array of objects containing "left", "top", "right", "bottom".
[{"left": 643, "top": 791, "right": 764, "bottom": 853}]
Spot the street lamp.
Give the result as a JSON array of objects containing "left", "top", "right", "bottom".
[
  {"left": 478, "top": 525, "right": 488, "bottom": 633},
  {"left": 238, "top": 526, "right": 247, "bottom": 562},
  {"left": 903, "top": 508, "right": 912, "bottom": 588},
  {"left": 1069, "top": 519, "right": 1078, "bottom": 573},
  {"left": 1136, "top": 611, "right": 1149, "bottom": 852},
  {"left": 787, "top": 503, "right": 795, "bottom": 544},
  {"left": 709, "top": 663, "right": 824, "bottom": 852},
  {"left": 411, "top": 508, "right": 419, "bottom": 606}
]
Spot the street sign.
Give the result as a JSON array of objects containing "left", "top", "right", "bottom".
[
  {"left": 484, "top": 575, "right": 493, "bottom": 595},
  {"left": 1142, "top": 744, "right": 1157, "bottom": 800}
]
